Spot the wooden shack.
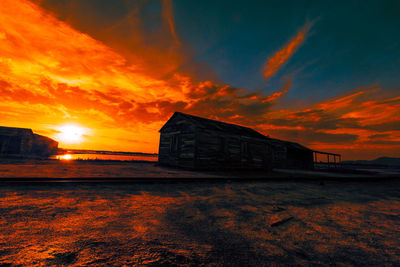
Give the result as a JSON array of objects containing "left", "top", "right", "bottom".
[
  {"left": 0, "top": 126, "right": 58, "bottom": 157},
  {"left": 159, "top": 112, "right": 315, "bottom": 170},
  {"left": 268, "top": 138, "right": 314, "bottom": 170},
  {"left": 159, "top": 112, "right": 273, "bottom": 170}
]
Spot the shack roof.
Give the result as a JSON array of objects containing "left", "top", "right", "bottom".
[
  {"left": 267, "top": 137, "right": 312, "bottom": 151},
  {"left": 160, "top": 112, "right": 269, "bottom": 140},
  {"left": 160, "top": 112, "right": 313, "bottom": 151}
]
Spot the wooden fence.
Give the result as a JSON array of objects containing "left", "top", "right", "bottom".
[{"left": 313, "top": 150, "right": 341, "bottom": 169}]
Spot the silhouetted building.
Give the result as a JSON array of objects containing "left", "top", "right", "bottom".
[
  {"left": 0, "top": 126, "right": 58, "bottom": 157},
  {"left": 268, "top": 138, "right": 314, "bottom": 170},
  {"left": 158, "top": 112, "right": 314, "bottom": 170}
]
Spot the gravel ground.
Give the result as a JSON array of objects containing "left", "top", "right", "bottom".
[{"left": 0, "top": 180, "right": 399, "bottom": 266}]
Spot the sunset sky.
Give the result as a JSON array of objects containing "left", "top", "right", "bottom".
[{"left": 0, "top": 0, "right": 399, "bottom": 159}]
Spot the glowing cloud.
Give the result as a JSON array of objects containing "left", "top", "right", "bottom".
[
  {"left": 162, "top": 0, "right": 180, "bottom": 46},
  {"left": 0, "top": 0, "right": 286, "bottom": 152},
  {"left": 259, "top": 85, "right": 400, "bottom": 159},
  {"left": 262, "top": 22, "right": 313, "bottom": 81},
  {"left": 0, "top": 1, "right": 399, "bottom": 159}
]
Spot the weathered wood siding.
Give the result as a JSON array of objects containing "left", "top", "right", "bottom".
[
  {"left": 158, "top": 116, "right": 272, "bottom": 170},
  {"left": 158, "top": 112, "right": 313, "bottom": 170},
  {"left": 286, "top": 148, "right": 314, "bottom": 170},
  {"left": 195, "top": 129, "right": 271, "bottom": 169},
  {"left": 271, "top": 142, "right": 287, "bottom": 168},
  {"left": 270, "top": 141, "right": 314, "bottom": 170},
  {"left": 158, "top": 116, "right": 196, "bottom": 168}
]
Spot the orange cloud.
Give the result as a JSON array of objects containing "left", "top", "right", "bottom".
[
  {"left": 162, "top": 0, "right": 180, "bottom": 46},
  {"left": 259, "top": 85, "right": 400, "bottom": 159},
  {"left": 262, "top": 22, "right": 313, "bottom": 81},
  {"left": 0, "top": 0, "right": 287, "bottom": 152},
  {"left": 1, "top": 1, "right": 399, "bottom": 160}
]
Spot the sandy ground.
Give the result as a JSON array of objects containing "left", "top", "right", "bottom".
[
  {"left": 0, "top": 159, "right": 399, "bottom": 265},
  {"left": 0, "top": 159, "right": 226, "bottom": 178},
  {"left": 1, "top": 159, "right": 398, "bottom": 180},
  {"left": 0, "top": 180, "right": 399, "bottom": 266}
]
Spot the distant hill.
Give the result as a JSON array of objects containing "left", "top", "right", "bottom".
[{"left": 342, "top": 157, "right": 400, "bottom": 167}]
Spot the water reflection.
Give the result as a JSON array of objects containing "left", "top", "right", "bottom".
[
  {"left": 52, "top": 153, "right": 158, "bottom": 161},
  {"left": 57, "top": 154, "right": 72, "bottom": 160}
]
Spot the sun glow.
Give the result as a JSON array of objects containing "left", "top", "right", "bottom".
[
  {"left": 58, "top": 154, "right": 72, "bottom": 160},
  {"left": 56, "top": 124, "right": 87, "bottom": 144}
]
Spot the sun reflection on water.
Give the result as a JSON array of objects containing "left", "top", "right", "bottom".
[
  {"left": 51, "top": 153, "right": 158, "bottom": 161},
  {"left": 57, "top": 154, "right": 72, "bottom": 160}
]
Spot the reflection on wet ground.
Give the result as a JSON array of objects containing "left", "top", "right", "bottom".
[{"left": 0, "top": 181, "right": 399, "bottom": 265}]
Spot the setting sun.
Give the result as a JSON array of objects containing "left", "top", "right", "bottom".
[{"left": 56, "top": 124, "right": 87, "bottom": 144}]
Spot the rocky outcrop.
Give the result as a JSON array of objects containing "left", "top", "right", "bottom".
[
  {"left": 0, "top": 126, "right": 58, "bottom": 157},
  {"left": 32, "top": 134, "right": 59, "bottom": 156}
]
